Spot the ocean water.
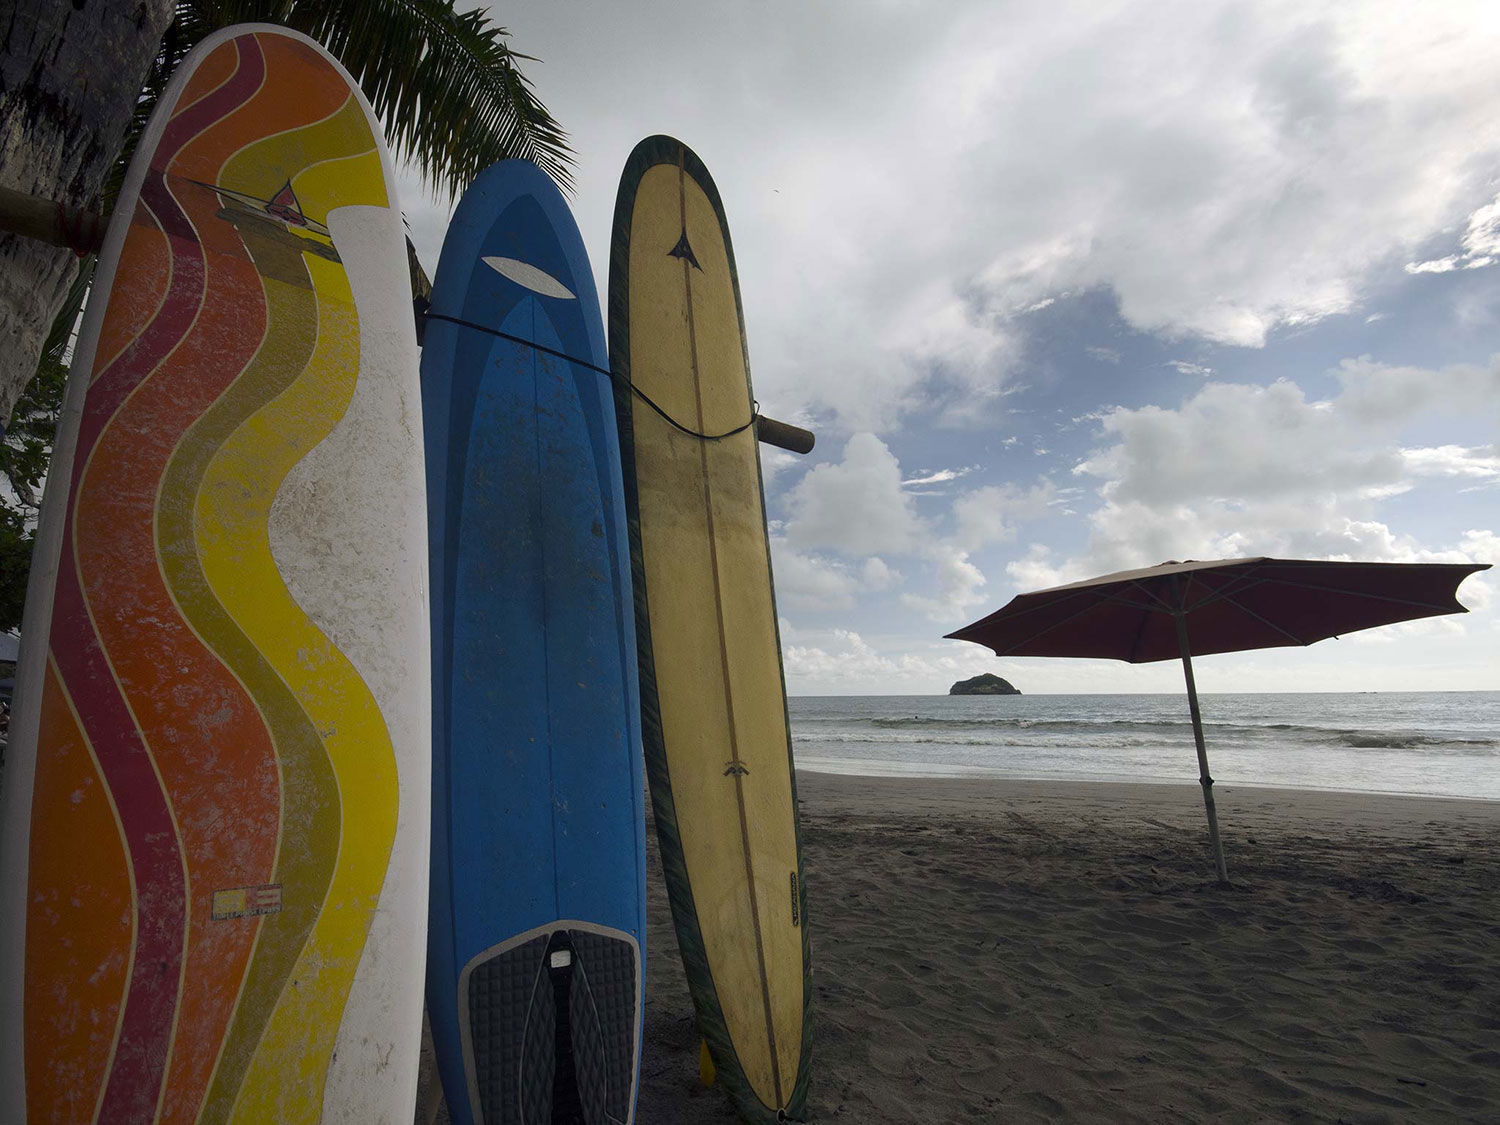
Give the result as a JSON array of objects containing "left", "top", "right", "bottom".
[{"left": 788, "top": 692, "right": 1500, "bottom": 800}]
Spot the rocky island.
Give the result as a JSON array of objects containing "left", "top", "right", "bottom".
[{"left": 949, "top": 673, "right": 1021, "bottom": 696}]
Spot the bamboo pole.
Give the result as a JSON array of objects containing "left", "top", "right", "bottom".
[
  {"left": 755, "top": 415, "right": 815, "bottom": 455},
  {"left": 4, "top": 186, "right": 819, "bottom": 466},
  {"left": 0, "top": 185, "right": 104, "bottom": 254},
  {"left": 1, "top": 186, "right": 435, "bottom": 311}
]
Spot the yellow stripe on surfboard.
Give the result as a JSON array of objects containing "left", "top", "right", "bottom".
[
  {"left": 627, "top": 159, "right": 804, "bottom": 1108},
  {"left": 195, "top": 243, "right": 397, "bottom": 1124}
]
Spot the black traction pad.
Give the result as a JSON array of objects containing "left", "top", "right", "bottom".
[{"left": 467, "top": 928, "right": 639, "bottom": 1124}]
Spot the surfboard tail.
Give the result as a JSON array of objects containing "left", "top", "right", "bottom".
[{"left": 461, "top": 923, "right": 641, "bottom": 1124}]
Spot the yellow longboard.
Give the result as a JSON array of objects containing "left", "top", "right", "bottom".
[{"left": 609, "top": 137, "right": 811, "bottom": 1123}]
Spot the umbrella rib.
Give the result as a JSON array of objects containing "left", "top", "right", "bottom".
[
  {"left": 1227, "top": 576, "right": 1470, "bottom": 612},
  {"left": 1131, "top": 579, "right": 1178, "bottom": 612},
  {"left": 984, "top": 592, "right": 1121, "bottom": 653},
  {"left": 1177, "top": 573, "right": 1267, "bottom": 613},
  {"left": 1169, "top": 565, "right": 1472, "bottom": 616},
  {"left": 1093, "top": 582, "right": 1174, "bottom": 613},
  {"left": 978, "top": 582, "right": 1169, "bottom": 658},
  {"left": 1213, "top": 593, "right": 1317, "bottom": 646}
]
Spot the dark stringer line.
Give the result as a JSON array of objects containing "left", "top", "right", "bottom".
[{"left": 423, "top": 309, "right": 757, "bottom": 442}]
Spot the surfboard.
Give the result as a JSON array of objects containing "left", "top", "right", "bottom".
[
  {"left": 0, "top": 25, "right": 429, "bottom": 1123},
  {"left": 421, "top": 159, "right": 646, "bottom": 1125},
  {"left": 608, "top": 136, "right": 812, "bottom": 1123}
]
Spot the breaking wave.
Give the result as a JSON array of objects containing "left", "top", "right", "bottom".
[{"left": 794, "top": 715, "right": 1496, "bottom": 753}]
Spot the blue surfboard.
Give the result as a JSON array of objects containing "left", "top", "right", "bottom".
[{"left": 421, "top": 160, "right": 646, "bottom": 1125}]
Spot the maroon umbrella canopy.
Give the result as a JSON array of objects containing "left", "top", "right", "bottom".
[
  {"left": 946, "top": 556, "right": 1490, "bottom": 884},
  {"left": 945, "top": 557, "right": 1490, "bottom": 663}
]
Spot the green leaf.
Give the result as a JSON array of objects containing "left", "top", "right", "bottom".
[{"left": 171, "top": 0, "right": 574, "bottom": 197}]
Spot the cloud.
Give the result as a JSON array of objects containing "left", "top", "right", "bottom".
[
  {"left": 1005, "top": 543, "right": 1084, "bottom": 592},
  {"left": 784, "top": 433, "right": 922, "bottom": 554},
  {"left": 1406, "top": 256, "right": 1461, "bottom": 275},
  {"left": 769, "top": 538, "right": 900, "bottom": 612},
  {"left": 778, "top": 623, "right": 973, "bottom": 693},
  {"left": 769, "top": 542, "right": 862, "bottom": 611},
  {"left": 1167, "top": 361, "right": 1214, "bottom": 377},
  {"left": 490, "top": 1, "right": 1500, "bottom": 434},
  {"left": 758, "top": 445, "right": 804, "bottom": 489},
  {"left": 950, "top": 480, "right": 1058, "bottom": 551},
  {"left": 780, "top": 435, "right": 1060, "bottom": 622},
  {"left": 901, "top": 465, "right": 979, "bottom": 487},
  {"left": 1407, "top": 191, "right": 1500, "bottom": 273},
  {"left": 940, "top": 1, "right": 1500, "bottom": 351},
  {"left": 900, "top": 546, "right": 989, "bottom": 624},
  {"left": 1401, "top": 445, "right": 1500, "bottom": 484},
  {"left": 1333, "top": 355, "right": 1500, "bottom": 426},
  {"left": 1075, "top": 379, "right": 1404, "bottom": 507},
  {"left": 1023, "top": 362, "right": 1500, "bottom": 585},
  {"left": 861, "top": 556, "right": 897, "bottom": 590}
]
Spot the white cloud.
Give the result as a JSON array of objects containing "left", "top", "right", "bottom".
[
  {"left": 900, "top": 546, "right": 989, "bottom": 624},
  {"left": 1333, "top": 355, "right": 1500, "bottom": 425},
  {"left": 1408, "top": 191, "right": 1500, "bottom": 274},
  {"left": 1026, "top": 365, "right": 1500, "bottom": 587},
  {"left": 940, "top": 1, "right": 1500, "bottom": 350},
  {"left": 1401, "top": 445, "right": 1500, "bottom": 483},
  {"left": 770, "top": 537, "right": 902, "bottom": 613},
  {"left": 758, "top": 446, "right": 804, "bottom": 489},
  {"left": 1167, "top": 361, "right": 1214, "bottom": 377},
  {"left": 485, "top": 1, "right": 1500, "bottom": 433},
  {"left": 784, "top": 433, "right": 922, "bottom": 554},
  {"left": 780, "top": 438, "right": 1062, "bottom": 623},
  {"left": 861, "top": 557, "right": 898, "bottom": 590},
  {"left": 778, "top": 623, "right": 974, "bottom": 694},
  {"left": 950, "top": 480, "right": 1057, "bottom": 551},
  {"left": 1004, "top": 544, "right": 1085, "bottom": 592},
  {"left": 1405, "top": 256, "right": 1459, "bottom": 275},
  {"left": 783, "top": 430, "right": 1081, "bottom": 622},
  {"left": 769, "top": 541, "right": 864, "bottom": 611},
  {"left": 901, "top": 465, "right": 979, "bottom": 487},
  {"left": 1075, "top": 379, "right": 1404, "bottom": 508}
]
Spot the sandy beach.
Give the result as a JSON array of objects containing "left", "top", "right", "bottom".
[{"left": 637, "top": 771, "right": 1500, "bottom": 1123}]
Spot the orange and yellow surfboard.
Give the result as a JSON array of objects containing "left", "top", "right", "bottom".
[{"left": 0, "top": 25, "right": 429, "bottom": 1123}]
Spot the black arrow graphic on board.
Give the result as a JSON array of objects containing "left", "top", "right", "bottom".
[{"left": 668, "top": 228, "right": 702, "bottom": 271}]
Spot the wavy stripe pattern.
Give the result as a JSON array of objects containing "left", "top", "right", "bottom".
[{"left": 24, "top": 30, "right": 401, "bottom": 1124}]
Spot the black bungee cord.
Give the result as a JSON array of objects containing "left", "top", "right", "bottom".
[{"left": 421, "top": 308, "right": 758, "bottom": 443}]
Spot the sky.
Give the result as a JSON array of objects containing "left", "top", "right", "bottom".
[{"left": 403, "top": 0, "right": 1499, "bottom": 695}]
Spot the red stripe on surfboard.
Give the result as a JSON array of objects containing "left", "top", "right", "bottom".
[{"left": 43, "top": 37, "right": 269, "bottom": 1123}]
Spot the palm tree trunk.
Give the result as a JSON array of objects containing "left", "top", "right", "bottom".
[{"left": 0, "top": 0, "right": 174, "bottom": 430}]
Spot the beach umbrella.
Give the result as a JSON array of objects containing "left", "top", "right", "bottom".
[{"left": 944, "top": 557, "right": 1491, "bottom": 884}]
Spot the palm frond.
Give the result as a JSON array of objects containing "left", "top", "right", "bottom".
[
  {"left": 178, "top": 0, "right": 573, "bottom": 196},
  {"left": 41, "top": 255, "right": 95, "bottom": 365}
]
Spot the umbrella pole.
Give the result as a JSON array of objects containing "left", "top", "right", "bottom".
[{"left": 1174, "top": 612, "right": 1230, "bottom": 884}]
